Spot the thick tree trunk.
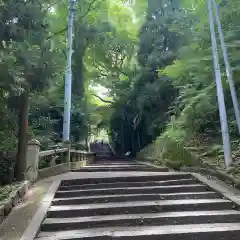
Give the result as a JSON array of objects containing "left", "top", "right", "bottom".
[{"left": 15, "top": 90, "right": 29, "bottom": 181}]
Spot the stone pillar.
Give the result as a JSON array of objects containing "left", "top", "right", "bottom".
[
  {"left": 25, "top": 139, "right": 40, "bottom": 182},
  {"left": 72, "top": 150, "right": 76, "bottom": 162},
  {"left": 63, "top": 140, "right": 71, "bottom": 169}
]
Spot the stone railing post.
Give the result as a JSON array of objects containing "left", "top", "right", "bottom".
[
  {"left": 63, "top": 140, "right": 71, "bottom": 169},
  {"left": 71, "top": 150, "right": 77, "bottom": 162},
  {"left": 25, "top": 139, "right": 40, "bottom": 182}
]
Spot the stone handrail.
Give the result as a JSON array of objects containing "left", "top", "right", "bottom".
[
  {"left": 25, "top": 139, "right": 96, "bottom": 182},
  {"left": 39, "top": 148, "right": 68, "bottom": 157},
  {"left": 70, "top": 150, "right": 88, "bottom": 162},
  {"left": 70, "top": 150, "right": 96, "bottom": 169}
]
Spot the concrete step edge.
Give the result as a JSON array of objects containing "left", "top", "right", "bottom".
[
  {"left": 58, "top": 179, "right": 200, "bottom": 190},
  {"left": 60, "top": 173, "right": 193, "bottom": 186},
  {"left": 72, "top": 168, "right": 169, "bottom": 172},
  {"left": 49, "top": 199, "right": 232, "bottom": 210},
  {"left": 47, "top": 199, "right": 234, "bottom": 218},
  {"left": 43, "top": 209, "right": 240, "bottom": 225},
  {"left": 37, "top": 223, "right": 240, "bottom": 239},
  {"left": 54, "top": 186, "right": 212, "bottom": 198},
  {"left": 54, "top": 185, "right": 209, "bottom": 197},
  {"left": 52, "top": 192, "right": 221, "bottom": 204},
  {"left": 56, "top": 184, "right": 207, "bottom": 193}
]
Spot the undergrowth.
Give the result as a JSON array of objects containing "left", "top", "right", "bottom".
[{"left": 0, "top": 182, "right": 21, "bottom": 203}]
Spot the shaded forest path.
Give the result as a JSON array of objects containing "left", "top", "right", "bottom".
[
  {"left": 19, "top": 160, "right": 240, "bottom": 239},
  {"left": 90, "top": 142, "right": 115, "bottom": 160}
]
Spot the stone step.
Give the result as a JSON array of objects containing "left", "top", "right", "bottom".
[
  {"left": 90, "top": 162, "right": 138, "bottom": 166},
  {"left": 77, "top": 164, "right": 147, "bottom": 168},
  {"left": 52, "top": 192, "right": 221, "bottom": 205},
  {"left": 47, "top": 199, "right": 233, "bottom": 218},
  {"left": 88, "top": 164, "right": 142, "bottom": 167},
  {"left": 60, "top": 173, "right": 193, "bottom": 186},
  {"left": 55, "top": 184, "right": 209, "bottom": 198},
  {"left": 41, "top": 210, "right": 240, "bottom": 231},
  {"left": 36, "top": 223, "right": 240, "bottom": 239},
  {"left": 58, "top": 178, "right": 200, "bottom": 191},
  {"left": 96, "top": 156, "right": 113, "bottom": 159},
  {"left": 71, "top": 166, "right": 169, "bottom": 172},
  {"left": 93, "top": 159, "right": 134, "bottom": 164}
]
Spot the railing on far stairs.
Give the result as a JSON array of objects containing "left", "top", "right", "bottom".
[{"left": 25, "top": 139, "right": 96, "bottom": 182}]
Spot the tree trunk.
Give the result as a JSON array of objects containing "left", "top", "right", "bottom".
[
  {"left": 85, "top": 137, "right": 89, "bottom": 152},
  {"left": 121, "top": 122, "right": 124, "bottom": 155},
  {"left": 138, "top": 131, "right": 141, "bottom": 150},
  {"left": 15, "top": 90, "right": 29, "bottom": 181}
]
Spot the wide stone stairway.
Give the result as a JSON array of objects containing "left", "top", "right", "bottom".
[{"left": 35, "top": 161, "right": 240, "bottom": 239}]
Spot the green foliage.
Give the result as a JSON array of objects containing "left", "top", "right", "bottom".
[
  {"left": 107, "top": 0, "right": 182, "bottom": 155},
  {"left": 0, "top": 0, "right": 144, "bottom": 181},
  {"left": 135, "top": 0, "right": 240, "bottom": 171},
  {"left": 0, "top": 154, "right": 15, "bottom": 185},
  {"left": 102, "top": 0, "right": 240, "bottom": 174},
  {"left": 1, "top": 0, "right": 240, "bottom": 182},
  {"left": 0, "top": 0, "right": 108, "bottom": 182},
  {"left": 0, "top": 182, "right": 21, "bottom": 202}
]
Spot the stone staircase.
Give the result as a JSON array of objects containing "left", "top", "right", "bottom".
[
  {"left": 71, "top": 163, "right": 168, "bottom": 172},
  {"left": 35, "top": 162, "right": 240, "bottom": 239},
  {"left": 90, "top": 142, "right": 114, "bottom": 160}
]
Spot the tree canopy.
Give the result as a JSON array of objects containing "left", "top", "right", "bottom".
[{"left": 1, "top": 0, "right": 240, "bottom": 181}]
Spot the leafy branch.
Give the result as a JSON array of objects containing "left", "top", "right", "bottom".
[{"left": 48, "top": 0, "right": 103, "bottom": 39}]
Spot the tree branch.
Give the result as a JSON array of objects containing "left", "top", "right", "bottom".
[
  {"left": 43, "top": 0, "right": 62, "bottom": 12},
  {"left": 78, "top": 0, "right": 100, "bottom": 20},
  {"left": 48, "top": 0, "right": 103, "bottom": 39},
  {"left": 91, "top": 94, "right": 114, "bottom": 104}
]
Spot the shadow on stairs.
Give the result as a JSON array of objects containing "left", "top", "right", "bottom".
[{"left": 22, "top": 155, "right": 240, "bottom": 240}]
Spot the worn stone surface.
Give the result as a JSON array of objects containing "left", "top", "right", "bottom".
[
  {"left": 37, "top": 223, "right": 240, "bottom": 239},
  {"left": 58, "top": 172, "right": 193, "bottom": 186},
  {"left": 38, "top": 163, "right": 69, "bottom": 180},
  {"left": 192, "top": 173, "right": 240, "bottom": 206},
  {"left": 45, "top": 171, "right": 192, "bottom": 182},
  {"left": 58, "top": 178, "right": 200, "bottom": 190},
  {"left": 6, "top": 160, "right": 240, "bottom": 240},
  {"left": 42, "top": 210, "right": 240, "bottom": 231},
  {"left": 17, "top": 181, "right": 30, "bottom": 198},
  {"left": 0, "top": 205, "right": 4, "bottom": 224},
  {"left": 52, "top": 192, "right": 220, "bottom": 205},
  {"left": 55, "top": 184, "right": 209, "bottom": 198},
  {"left": 72, "top": 165, "right": 169, "bottom": 172},
  {"left": 20, "top": 181, "right": 61, "bottom": 240},
  {"left": 0, "top": 180, "right": 52, "bottom": 240},
  {"left": 47, "top": 198, "right": 233, "bottom": 218}
]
